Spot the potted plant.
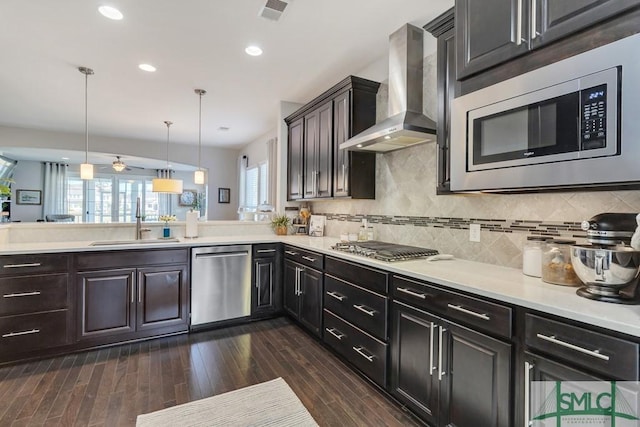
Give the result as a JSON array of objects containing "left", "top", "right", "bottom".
[{"left": 270, "top": 214, "right": 290, "bottom": 236}]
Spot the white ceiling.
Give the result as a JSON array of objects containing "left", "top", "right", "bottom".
[{"left": 0, "top": 0, "right": 453, "bottom": 152}]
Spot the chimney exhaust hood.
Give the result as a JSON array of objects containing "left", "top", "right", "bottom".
[{"left": 340, "top": 23, "right": 437, "bottom": 153}]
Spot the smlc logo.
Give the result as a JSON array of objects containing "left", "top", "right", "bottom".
[{"left": 531, "top": 381, "right": 640, "bottom": 427}]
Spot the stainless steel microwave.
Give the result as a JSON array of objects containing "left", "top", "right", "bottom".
[{"left": 450, "top": 33, "right": 640, "bottom": 192}]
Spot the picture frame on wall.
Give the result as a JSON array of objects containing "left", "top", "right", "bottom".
[
  {"left": 16, "top": 189, "right": 42, "bottom": 205},
  {"left": 218, "top": 188, "right": 230, "bottom": 204}
]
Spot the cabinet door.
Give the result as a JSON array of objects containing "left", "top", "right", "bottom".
[
  {"left": 316, "top": 101, "right": 333, "bottom": 198},
  {"left": 299, "top": 267, "right": 323, "bottom": 337},
  {"left": 390, "top": 302, "right": 439, "bottom": 426},
  {"left": 532, "top": 0, "right": 640, "bottom": 49},
  {"left": 283, "top": 260, "right": 299, "bottom": 318},
  {"left": 440, "top": 321, "right": 512, "bottom": 427},
  {"left": 137, "top": 265, "right": 188, "bottom": 331},
  {"left": 287, "top": 118, "right": 304, "bottom": 200},
  {"left": 253, "top": 257, "right": 275, "bottom": 314},
  {"left": 456, "top": 0, "right": 530, "bottom": 79},
  {"left": 303, "top": 111, "right": 319, "bottom": 198},
  {"left": 77, "top": 268, "right": 136, "bottom": 339},
  {"left": 333, "top": 91, "right": 350, "bottom": 197}
]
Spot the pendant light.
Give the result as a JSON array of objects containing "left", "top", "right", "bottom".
[
  {"left": 194, "top": 89, "right": 206, "bottom": 185},
  {"left": 152, "top": 121, "right": 184, "bottom": 193},
  {"left": 79, "top": 66, "right": 94, "bottom": 180}
]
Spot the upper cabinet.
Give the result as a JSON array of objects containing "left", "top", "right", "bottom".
[
  {"left": 456, "top": 0, "right": 640, "bottom": 79},
  {"left": 285, "top": 76, "right": 380, "bottom": 201}
]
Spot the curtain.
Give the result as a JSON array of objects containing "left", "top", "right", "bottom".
[
  {"left": 43, "top": 162, "right": 68, "bottom": 216},
  {"left": 266, "top": 137, "right": 277, "bottom": 205},
  {"left": 156, "top": 169, "right": 173, "bottom": 216}
]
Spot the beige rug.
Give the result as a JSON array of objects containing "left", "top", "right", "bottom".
[{"left": 136, "top": 377, "right": 318, "bottom": 426}]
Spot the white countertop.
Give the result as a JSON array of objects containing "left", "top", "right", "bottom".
[{"left": 1, "top": 234, "right": 639, "bottom": 338}]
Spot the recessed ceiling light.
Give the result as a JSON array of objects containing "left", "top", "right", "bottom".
[
  {"left": 98, "top": 5, "right": 123, "bottom": 20},
  {"left": 356, "top": 144, "right": 363, "bottom": 148},
  {"left": 384, "top": 135, "right": 391, "bottom": 140},
  {"left": 218, "top": 126, "right": 230, "bottom": 131},
  {"left": 61, "top": 157, "right": 70, "bottom": 160},
  {"left": 138, "top": 64, "right": 156, "bottom": 72},
  {"left": 245, "top": 45, "right": 263, "bottom": 56}
]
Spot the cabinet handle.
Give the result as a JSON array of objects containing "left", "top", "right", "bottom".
[
  {"left": 397, "top": 287, "right": 427, "bottom": 299},
  {"left": 295, "top": 267, "right": 302, "bottom": 296},
  {"left": 3, "top": 263, "right": 42, "bottom": 269},
  {"left": 316, "top": 171, "right": 320, "bottom": 195},
  {"left": 256, "top": 249, "right": 276, "bottom": 253},
  {"left": 535, "top": 333, "right": 610, "bottom": 361},
  {"left": 285, "top": 250, "right": 298, "bottom": 256},
  {"left": 255, "top": 264, "right": 260, "bottom": 289},
  {"left": 302, "top": 256, "right": 316, "bottom": 262},
  {"left": 530, "top": 0, "right": 541, "bottom": 39},
  {"left": 297, "top": 174, "right": 301, "bottom": 195},
  {"left": 438, "top": 327, "right": 446, "bottom": 381},
  {"left": 352, "top": 346, "right": 375, "bottom": 362},
  {"left": 342, "top": 163, "right": 346, "bottom": 191},
  {"left": 352, "top": 304, "right": 375, "bottom": 317},
  {"left": 2, "top": 328, "right": 40, "bottom": 338},
  {"left": 524, "top": 361, "right": 533, "bottom": 427},
  {"left": 326, "top": 291, "right": 345, "bottom": 301},
  {"left": 325, "top": 327, "right": 345, "bottom": 340},
  {"left": 429, "top": 322, "right": 436, "bottom": 376},
  {"left": 131, "top": 272, "right": 136, "bottom": 304},
  {"left": 516, "top": 0, "right": 523, "bottom": 45},
  {"left": 3, "top": 291, "right": 41, "bottom": 298},
  {"left": 447, "top": 304, "right": 490, "bottom": 321}
]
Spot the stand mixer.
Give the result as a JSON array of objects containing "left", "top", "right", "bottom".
[{"left": 571, "top": 213, "right": 640, "bottom": 304}]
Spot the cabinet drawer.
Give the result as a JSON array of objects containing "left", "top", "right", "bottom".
[
  {"left": 392, "top": 275, "right": 512, "bottom": 339},
  {"left": 323, "top": 310, "right": 387, "bottom": 387},
  {"left": 0, "top": 274, "right": 68, "bottom": 316},
  {"left": 252, "top": 243, "right": 280, "bottom": 258},
  {"left": 324, "top": 274, "right": 387, "bottom": 340},
  {"left": 0, "top": 254, "right": 69, "bottom": 276},
  {"left": 525, "top": 313, "right": 639, "bottom": 380},
  {"left": 325, "top": 256, "right": 388, "bottom": 294},
  {"left": 76, "top": 248, "right": 189, "bottom": 270},
  {"left": 0, "top": 310, "right": 69, "bottom": 356},
  {"left": 283, "top": 245, "right": 324, "bottom": 270}
]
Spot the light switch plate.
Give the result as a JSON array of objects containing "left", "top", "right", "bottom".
[{"left": 469, "top": 223, "right": 481, "bottom": 242}]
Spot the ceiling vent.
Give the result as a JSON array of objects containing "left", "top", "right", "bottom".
[{"left": 259, "top": 0, "right": 288, "bottom": 21}]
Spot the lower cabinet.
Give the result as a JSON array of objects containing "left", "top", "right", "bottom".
[
  {"left": 390, "top": 300, "right": 512, "bottom": 427},
  {"left": 283, "top": 259, "right": 323, "bottom": 337},
  {"left": 252, "top": 243, "right": 282, "bottom": 318}
]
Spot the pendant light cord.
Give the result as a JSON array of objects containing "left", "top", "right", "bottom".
[
  {"left": 79, "top": 67, "right": 94, "bottom": 164},
  {"left": 164, "top": 120, "right": 173, "bottom": 171},
  {"left": 195, "top": 89, "right": 206, "bottom": 171}
]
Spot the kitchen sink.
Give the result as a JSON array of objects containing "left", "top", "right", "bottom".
[{"left": 89, "top": 238, "right": 180, "bottom": 246}]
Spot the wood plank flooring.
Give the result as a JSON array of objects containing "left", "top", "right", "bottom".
[{"left": 0, "top": 317, "right": 422, "bottom": 426}]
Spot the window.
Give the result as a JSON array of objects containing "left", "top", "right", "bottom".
[{"left": 240, "top": 162, "right": 268, "bottom": 209}]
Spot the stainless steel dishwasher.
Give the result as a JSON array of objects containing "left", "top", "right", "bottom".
[{"left": 190, "top": 245, "right": 251, "bottom": 328}]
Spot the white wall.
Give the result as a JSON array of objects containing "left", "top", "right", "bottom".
[{"left": 10, "top": 160, "right": 43, "bottom": 222}]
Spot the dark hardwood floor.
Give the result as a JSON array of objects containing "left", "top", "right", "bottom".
[{"left": 0, "top": 317, "right": 421, "bottom": 426}]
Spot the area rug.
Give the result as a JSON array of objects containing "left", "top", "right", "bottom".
[{"left": 136, "top": 377, "right": 318, "bottom": 426}]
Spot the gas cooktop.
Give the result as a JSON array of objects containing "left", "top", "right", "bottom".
[{"left": 331, "top": 240, "right": 438, "bottom": 262}]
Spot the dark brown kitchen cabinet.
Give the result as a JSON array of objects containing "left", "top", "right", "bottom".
[
  {"left": 303, "top": 101, "right": 333, "bottom": 199},
  {"left": 283, "top": 259, "right": 323, "bottom": 337},
  {"left": 391, "top": 300, "right": 512, "bottom": 427},
  {"left": 285, "top": 76, "right": 379, "bottom": 200},
  {"left": 252, "top": 243, "right": 282, "bottom": 318},
  {"left": 287, "top": 118, "right": 304, "bottom": 200},
  {"left": 425, "top": 8, "right": 457, "bottom": 194},
  {"left": 137, "top": 265, "right": 188, "bottom": 331},
  {"left": 456, "top": 0, "right": 640, "bottom": 79}
]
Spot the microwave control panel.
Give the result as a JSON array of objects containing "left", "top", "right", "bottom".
[{"left": 580, "top": 84, "right": 607, "bottom": 150}]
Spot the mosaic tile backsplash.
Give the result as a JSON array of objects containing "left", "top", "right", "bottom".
[{"left": 309, "top": 53, "right": 640, "bottom": 269}]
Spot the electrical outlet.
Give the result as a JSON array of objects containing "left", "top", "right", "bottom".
[{"left": 469, "top": 223, "right": 481, "bottom": 242}]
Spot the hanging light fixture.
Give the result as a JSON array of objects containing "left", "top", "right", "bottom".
[
  {"left": 79, "top": 66, "right": 94, "bottom": 180},
  {"left": 112, "top": 156, "right": 126, "bottom": 172},
  {"left": 152, "top": 121, "right": 184, "bottom": 193},
  {"left": 194, "top": 89, "right": 206, "bottom": 185}
]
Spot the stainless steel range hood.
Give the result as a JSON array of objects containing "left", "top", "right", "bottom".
[{"left": 340, "top": 23, "right": 437, "bottom": 153}]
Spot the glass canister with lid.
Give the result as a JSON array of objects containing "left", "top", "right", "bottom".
[
  {"left": 541, "top": 239, "right": 582, "bottom": 286},
  {"left": 522, "top": 236, "right": 550, "bottom": 277}
]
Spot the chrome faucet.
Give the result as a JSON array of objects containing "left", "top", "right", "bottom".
[{"left": 135, "top": 197, "right": 141, "bottom": 240}]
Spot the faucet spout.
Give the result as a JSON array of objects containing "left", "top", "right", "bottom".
[{"left": 135, "top": 197, "right": 141, "bottom": 240}]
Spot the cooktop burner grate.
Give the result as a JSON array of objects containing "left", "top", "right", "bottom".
[{"left": 331, "top": 241, "right": 438, "bottom": 262}]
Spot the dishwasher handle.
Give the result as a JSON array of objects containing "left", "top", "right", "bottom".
[{"left": 194, "top": 251, "right": 249, "bottom": 259}]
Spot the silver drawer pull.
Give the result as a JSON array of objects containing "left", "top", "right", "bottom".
[
  {"left": 285, "top": 250, "right": 298, "bottom": 256},
  {"left": 3, "top": 263, "right": 42, "bottom": 269},
  {"left": 447, "top": 304, "right": 490, "bottom": 321},
  {"left": 3, "top": 291, "right": 42, "bottom": 298},
  {"left": 257, "top": 249, "right": 276, "bottom": 253},
  {"left": 326, "top": 291, "right": 345, "bottom": 301},
  {"left": 352, "top": 346, "right": 374, "bottom": 362},
  {"left": 2, "top": 328, "right": 40, "bottom": 338},
  {"left": 536, "top": 333, "right": 610, "bottom": 361},
  {"left": 325, "top": 327, "right": 345, "bottom": 340},
  {"left": 302, "top": 256, "right": 316, "bottom": 262},
  {"left": 353, "top": 304, "right": 375, "bottom": 317},
  {"left": 397, "top": 287, "right": 426, "bottom": 299}
]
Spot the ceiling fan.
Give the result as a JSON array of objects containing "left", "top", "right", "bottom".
[{"left": 99, "top": 156, "right": 144, "bottom": 172}]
